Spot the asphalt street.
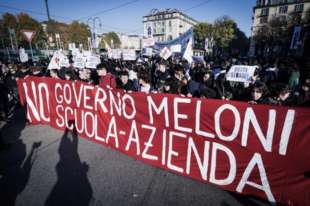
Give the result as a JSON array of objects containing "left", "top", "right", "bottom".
[{"left": 0, "top": 108, "right": 271, "bottom": 206}]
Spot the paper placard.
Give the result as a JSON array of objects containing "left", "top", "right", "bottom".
[
  {"left": 160, "top": 47, "right": 172, "bottom": 60},
  {"left": 122, "top": 49, "right": 136, "bottom": 61},
  {"left": 226, "top": 65, "right": 257, "bottom": 83}
]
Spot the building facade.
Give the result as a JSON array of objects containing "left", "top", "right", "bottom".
[
  {"left": 249, "top": 0, "right": 310, "bottom": 56},
  {"left": 118, "top": 34, "right": 142, "bottom": 50},
  {"left": 143, "top": 9, "right": 198, "bottom": 42},
  {"left": 252, "top": 0, "right": 310, "bottom": 35}
]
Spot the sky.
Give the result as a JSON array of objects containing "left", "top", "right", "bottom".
[{"left": 0, "top": 0, "right": 256, "bottom": 36}]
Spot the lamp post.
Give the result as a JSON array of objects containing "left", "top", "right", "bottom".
[{"left": 87, "top": 17, "right": 102, "bottom": 52}]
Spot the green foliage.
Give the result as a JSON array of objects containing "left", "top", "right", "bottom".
[
  {"left": 66, "top": 21, "right": 91, "bottom": 49},
  {"left": 0, "top": 12, "right": 46, "bottom": 49},
  {"left": 103, "top": 32, "right": 121, "bottom": 48},
  {"left": 213, "top": 16, "right": 236, "bottom": 48},
  {"left": 193, "top": 22, "right": 213, "bottom": 49},
  {"left": 194, "top": 16, "right": 246, "bottom": 54},
  {"left": 16, "top": 13, "right": 46, "bottom": 46}
]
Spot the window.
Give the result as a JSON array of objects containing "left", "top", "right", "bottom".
[
  {"left": 161, "top": 27, "right": 165, "bottom": 33},
  {"left": 279, "top": 5, "right": 288, "bottom": 14},
  {"left": 295, "top": 4, "right": 304, "bottom": 12},
  {"left": 260, "top": 16, "right": 268, "bottom": 24},
  {"left": 261, "top": 8, "right": 269, "bottom": 16}
]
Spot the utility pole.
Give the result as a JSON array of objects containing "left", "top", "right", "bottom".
[{"left": 44, "top": 0, "right": 51, "bottom": 21}]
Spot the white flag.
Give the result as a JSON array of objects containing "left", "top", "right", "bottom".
[{"left": 183, "top": 38, "right": 193, "bottom": 64}]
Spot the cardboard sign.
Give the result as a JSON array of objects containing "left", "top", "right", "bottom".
[
  {"left": 73, "top": 55, "right": 86, "bottom": 69},
  {"left": 226, "top": 65, "right": 257, "bottom": 83},
  {"left": 142, "top": 37, "right": 155, "bottom": 47},
  {"left": 59, "top": 56, "right": 70, "bottom": 68},
  {"left": 48, "top": 51, "right": 70, "bottom": 69},
  {"left": 21, "top": 30, "right": 36, "bottom": 42},
  {"left": 122, "top": 49, "right": 136, "bottom": 61},
  {"left": 145, "top": 48, "right": 153, "bottom": 57},
  {"left": 170, "top": 44, "right": 181, "bottom": 53},
  {"left": 111, "top": 49, "right": 122, "bottom": 59},
  {"left": 85, "top": 55, "right": 100, "bottom": 69},
  {"left": 160, "top": 47, "right": 172, "bottom": 60},
  {"left": 19, "top": 48, "right": 28, "bottom": 63}
]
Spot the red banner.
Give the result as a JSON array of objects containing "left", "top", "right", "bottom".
[{"left": 17, "top": 76, "right": 310, "bottom": 205}]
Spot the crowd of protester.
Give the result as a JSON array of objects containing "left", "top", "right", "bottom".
[{"left": 0, "top": 54, "right": 310, "bottom": 121}]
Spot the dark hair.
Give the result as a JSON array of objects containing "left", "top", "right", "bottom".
[
  {"left": 252, "top": 81, "right": 269, "bottom": 95},
  {"left": 278, "top": 84, "right": 290, "bottom": 95},
  {"left": 138, "top": 71, "right": 150, "bottom": 83},
  {"left": 120, "top": 71, "right": 129, "bottom": 77},
  {"left": 96, "top": 63, "right": 107, "bottom": 70}
]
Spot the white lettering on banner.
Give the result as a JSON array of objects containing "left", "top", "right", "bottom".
[
  {"left": 174, "top": 98, "right": 192, "bottom": 133},
  {"left": 236, "top": 153, "right": 275, "bottom": 202},
  {"left": 21, "top": 79, "right": 305, "bottom": 204},
  {"left": 122, "top": 94, "right": 136, "bottom": 119},
  {"left": 83, "top": 85, "right": 94, "bottom": 110},
  {"left": 125, "top": 120, "right": 141, "bottom": 155},
  {"left": 209, "top": 142, "right": 237, "bottom": 185},
  {"left": 167, "top": 131, "right": 186, "bottom": 173},
  {"left": 72, "top": 83, "right": 84, "bottom": 108},
  {"left": 215, "top": 104, "right": 240, "bottom": 142},
  {"left": 195, "top": 100, "right": 215, "bottom": 138},
  {"left": 106, "top": 116, "right": 119, "bottom": 148},
  {"left": 109, "top": 91, "right": 122, "bottom": 116},
  {"left": 141, "top": 124, "right": 158, "bottom": 161},
  {"left": 38, "top": 83, "right": 50, "bottom": 122},
  {"left": 279, "top": 110, "right": 295, "bottom": 155},
  {"left": 56, "top": 105, "right": 64, "bottom": 127},
  {"left": 242, "top": 108, "right": 276, "bottom": 153},
  {"left": 186, "top": 137, "right": 210, "bottom": 181},
  {"left": 147, "top": 96, "right": 169, "bottom": 127},
  {"left": 85, "top": 111, "right": 96, "bottom": 137},
  {"left": 94, "top": 87, "right": 108, "bottom": 113},
  {"left": 64, "top": 107, "right": 74, "bottom": 130}
]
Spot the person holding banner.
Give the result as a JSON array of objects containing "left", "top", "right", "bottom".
[
  {"left": 96, "top": 63, "right": 116, "bottom": 89},
  {"left": 50, "top": 69, "right": 60, "bottom": 79},
  {"left": 248, "top": 81, "right": 273, "bottom": 105},
  {"left": 138, "top": 71, "right": 153, "bottom": 93},
  {"left": 117, "top": 71, "right": 137, "bottom": 92}
]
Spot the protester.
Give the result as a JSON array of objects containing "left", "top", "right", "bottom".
[
  {"left": 96, "top": 63, "right": 116, "bottom": 89},
  {"left": 117, "top": 71, "right": 137, "bottom": 92},
  {"left": 0, "top": 51, "right": 309, "bottom": 124}
]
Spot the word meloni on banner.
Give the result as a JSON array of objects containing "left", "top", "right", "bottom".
[
  {"left": 22, "top": 79, "right": 295, "bottom": 158},
  {"left": 21, "top": 78, "right": 301, "bottom": 203}
]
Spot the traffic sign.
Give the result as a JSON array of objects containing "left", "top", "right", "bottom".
[{"left": 21, "top": 30, "right": 36, "bottom": 42}]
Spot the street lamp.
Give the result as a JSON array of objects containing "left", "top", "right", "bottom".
[{"left": 87, "top": 17, "right": 102, "bottom": 52}]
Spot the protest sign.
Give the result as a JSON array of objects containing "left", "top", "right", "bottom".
[
  {"left": 111, "top": 49, "right": 122, "bottom": 59},
  {"left": 170, "top": 44, "right": 181, "bottom": 53},
  {"left": 226, "top": 65, "right": 257, "bottom": 83},
  {"left": 19, "top": 48, "right": 28, "bottom": 63},
  {"left": 122, "top": 49, "right": 136, "bottom": 61},
  {"left": 59, "top": 55, "right": 70, "bottom": 68},
  {"left": 160, "top": 47, "right": 172, "bottom": 60},
  {"left": 73, "top": 54, "right": 86, "bottom": 69},
  {"left": 47, "top": 51, "right": 62, "bottom": 70},
  {"left": 142, "top": 37, "right": 155, "bottom": 47},
  {"left": 85, "top": 54, "right": 101, "bottom": 69},
  {"left": 17, "top": 76, "right": 310, "bottom": 206},
  {"left": 145, "top": 48, "right": 153, "bottom": 57}
]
